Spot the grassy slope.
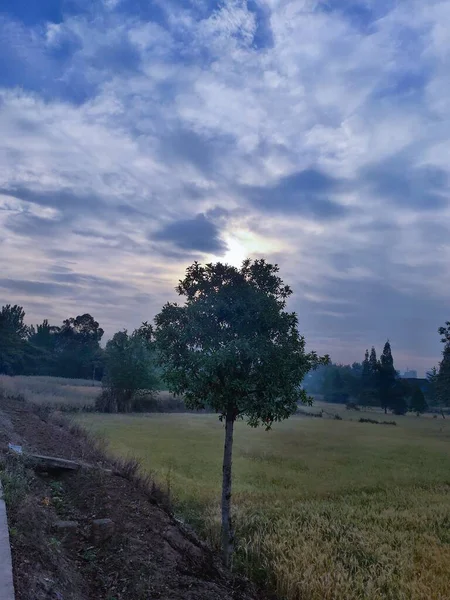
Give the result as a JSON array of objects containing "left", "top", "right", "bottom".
[{"left": 78, "top": 410, "right": 450, "bottom": 600}]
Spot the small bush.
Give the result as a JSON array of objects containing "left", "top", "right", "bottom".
[
  {"left": 359, "top": 418, "right": 397, "bottom": 426},
  {"left": 346, "top": 402, "right": 360, "bottom": 411},
  {"left": 334, "top": 414, "right": 343, "bottom": 420},
  {"left": 297, "top": 408, "right": 323, "bottom": 418}
]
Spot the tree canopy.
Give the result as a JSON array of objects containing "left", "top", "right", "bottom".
[{"left": 154, "top": 259, "right": 329, "bottom": 566}]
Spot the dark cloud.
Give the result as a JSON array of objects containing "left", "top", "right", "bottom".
[
  {"left": 47, "top": 272, "right": 128, "bottom": 289},
  {"left": 160, "top": 128, "right": 215, "bottom": 173},
  {"left": 244, "top": 168, "right": 349, "bottom": 219},
  {"left": 159, "top": 127, "right": 234, "bottom": 175},
  {"left": 5, "top": 213, "right": 69, "bottom": 237},
  {"left": 0, "top": 186, "right": 104, "bottom": 211},
  {"left": 0, "top": 278, "right": 70, "bottom": 297},
  {"left": 360, "top": 157, "right": 449, "bottom": 210},
  {"left": 153, "top": 213, "right": 227, "bottom": 253}
]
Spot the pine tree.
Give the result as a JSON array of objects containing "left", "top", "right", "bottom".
[
  {"left": 368, "top": 346, "right": 380, "bottom": 407},
  {"left": 359, "top": 349, "right": 371, "bottom": 405},
  {"left": 426, "top": 366, "right": 439, "bottom": 406},
  {"left": 378, "top": 341, "right": 398, "bottom": 414}
]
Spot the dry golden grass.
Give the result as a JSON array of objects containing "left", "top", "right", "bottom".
[
  {"left": 78, "top": 411, "right": 450, "bottom": 600},
  {"left": 0, "top": 375, "right": 101, "bottom": 408}
]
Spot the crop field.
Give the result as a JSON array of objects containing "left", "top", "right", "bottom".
[{"left": 78, "top": 409, "right": 450, "bottom": 600}]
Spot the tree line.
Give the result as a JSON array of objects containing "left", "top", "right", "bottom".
[
  {"left": 302, "top": 338, "right": 450, "bottom": 414},
  {"left": 0, "top": 305, "right": 162, "bottom": 412}
]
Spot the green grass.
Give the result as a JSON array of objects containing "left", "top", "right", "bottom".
[{"left": 78, "top": 409, "right": 450, "bottom": 600}]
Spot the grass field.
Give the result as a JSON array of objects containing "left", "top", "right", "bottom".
[
  {"left": 78, "top": 408, "right": 450, "bottom": 600},
  {"left": 0, "top": 375, "right": 184, "bottom": 411},
  {"left": 0, "top": 375, "right": 101, "bottom": 408}
]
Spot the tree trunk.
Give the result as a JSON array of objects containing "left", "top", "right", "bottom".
[
  {"left": 221, "top": 410, "right": 235, "bottom": 569},
  {"left": 384, "top": 407, "right": 387, "bottom": 414}
]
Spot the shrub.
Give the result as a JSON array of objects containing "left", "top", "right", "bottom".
[{"left": 358, "top": 418, "right": 397, "bottom": 426}]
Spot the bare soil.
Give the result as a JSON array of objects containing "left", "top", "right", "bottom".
[{"left": 0, "top": 397, "right": 257, "bottom": 600}]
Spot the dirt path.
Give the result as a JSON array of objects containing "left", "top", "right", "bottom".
[{"left": 0, "top": 397, "right": 257, "bottom": 600}]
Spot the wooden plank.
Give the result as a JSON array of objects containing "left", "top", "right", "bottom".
[{"left": 26, "top": 454, "right": 81, "bottom": 472}]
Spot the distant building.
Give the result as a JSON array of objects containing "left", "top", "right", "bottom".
[{"left": 402, "top": 369, "right": 417, "bottom": 379}]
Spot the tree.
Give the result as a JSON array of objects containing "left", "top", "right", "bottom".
[
  {"left": 100, "top": 326, "right": 159, "bottom": 412},
  {"left": 323, "top": 366, "right": 351, "bottom": 403},
  {"left": 379, "top": 341, "right": 397, "bottom": 414},
  {"left": 27, "top": 319, "right": 61, "bottom": 375},
  {"left": 410, "top": 386, "right": 428, "bottom": 415},
  {"left": 54, "top": 314, "right": 104, "bottom": 379},
  {"left": 426, "top": 366, "right": 439, "bottom": 406},
  {"left": 0, "top": 304, "right": 30, "bottom": 374},
  {"left": 360, "top": 347, "right": 380, "bottom": 407},
  {"left": 154, "top": 259, "right": 328, "bottom": 567},
  {"left": 359, "top": 349, "right": 371, "bottom": 405},
  {"left": 436, "top": 323, "right": 450, "bottom": 407}
]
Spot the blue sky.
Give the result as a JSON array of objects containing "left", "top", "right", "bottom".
[{"left": 1, "top": 0, "right": 449, "bottom": 374}]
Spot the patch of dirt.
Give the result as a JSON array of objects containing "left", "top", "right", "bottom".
[{"left": 0, "top": 397, "right": 257, "bottom": 600}]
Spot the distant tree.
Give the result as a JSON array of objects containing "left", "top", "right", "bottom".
[
  {"left": 369, "top": 346, "right": 378, "bottom": 374},
  {"left": 351, "top": 362, "right": 363, "bottom": 378},
  {"left": 410, "top": 386, "right": 428, "bottom": 415},
  {"left": 323, "top": 366, "right": 352, "bottom": 403},
  {"left": 54, "top": 314, "right": 104, "bottom": 379},
  {"left": 379, "top": 341, "right": 397, "bottom": 414},
  {"left": 390, "top": 380, "right": 409, "bottom": 415},
  {"left": 100, "top": 326, "right": 159, "bottom": 413},
  {"left": 359, "top": 349, "right": 371, "bottom": 405},
  {"left": 436, "top": 323, "right": 450, "bottom": 407},
  {"left": 426, "top": 366, "right": 439, "bottom": 406},
  {"left": 27, "top": 319, "right": 61, "bottom": 375},
  {"left": 154, "top": 259, "right": 329, "bottom": 567},
  {"left": 0, "top": 304, "right": 30, "bottom": 374},
  {"left": 360, "top": 347, "right": 380, "bottom": 407}
]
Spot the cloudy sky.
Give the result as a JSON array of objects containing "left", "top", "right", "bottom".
[{"left": 1, "top": 0, "right": 449, "bottom": 374}]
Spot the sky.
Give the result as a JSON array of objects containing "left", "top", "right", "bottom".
[{"left": 0, "top": 0, "right": 449, "bottom": 375}]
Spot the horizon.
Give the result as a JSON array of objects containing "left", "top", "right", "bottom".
[{"left": 1, "top": 0, "right": 449, "bottom": 377}]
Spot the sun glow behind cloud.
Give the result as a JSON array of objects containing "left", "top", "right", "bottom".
[{"left": 216, "top": 229, "right": 285, "bottom": 268}]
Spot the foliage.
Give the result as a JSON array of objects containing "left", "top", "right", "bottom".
[
  {"left": 55, "top": 313, "right": 104, "bottom": 379},
  {"left": 359, "top": 418, "right": 397, "bottom": 425},
  {"left": 0, "top": 305, "right": 30, "bottom": 374},
  {"left": 155, "top": 260, "right": 328, "bottom": 425},
  {"left": 0, "top": 305, "right": 105, "bottom": 380},
  {"left": 305, "top": 362, "right": 362, "bottom": 402},
  {"left": 436, "top": 322, "right": 450, "bottom": 407},
  {"left": 426, "top": 366, "right": 439, "bottom": 405},
  {"left": 410, "top": 385, "right": 428, "bottom": 414},
  {"left": 100, "top": 326, "right": 160, "bottom": 412}
]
